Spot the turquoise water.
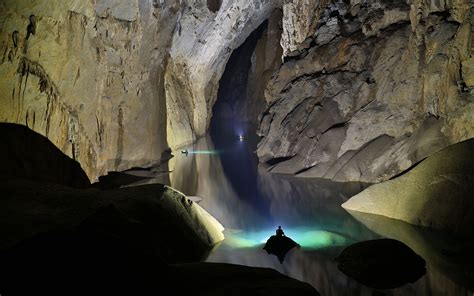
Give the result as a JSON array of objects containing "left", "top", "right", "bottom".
[{"left": 160, "top": 134, "right": 472, "bottom": 295}]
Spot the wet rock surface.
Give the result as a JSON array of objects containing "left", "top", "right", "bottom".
[{"left": 336, "top": 239, "right": 426, "bottom": 289}]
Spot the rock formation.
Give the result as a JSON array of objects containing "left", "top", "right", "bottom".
[
  {"left": 336, "top": 238, "right": 426, "bottom": 289},
  {"left": 257, "top": 0, "right": 474, "bottom": 182},
  {"left": 1, "top": 0, "right": 473, "bottom": 185},
  {"left": 164, "top": 0, "right": 281, "bottom": 149},
  {"left": 0, "top": 122, "right": 90, "bottom": 188},
  {"left": 342, "top": 139, "right": 474, "bottom": 237},
  {"left": 0, "top": 0, "right": 180, "bottom": 181}
]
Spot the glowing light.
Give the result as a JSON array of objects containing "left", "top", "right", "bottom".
[
  {"left": 221, "top": 227, "right": 351, "bottom": 250},
  {"left": 239, "top": 135, "right": 244, "bottom": 141},
  {"left": 187, "top": 150, "right": 220, "bottom": 155}
]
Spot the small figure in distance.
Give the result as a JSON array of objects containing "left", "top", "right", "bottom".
[
  {"left": 276, "top": 226, "right": 285, "bottom": 237},
  {"left": 181, "top": 149, "right": 189, "bottom": 155}
]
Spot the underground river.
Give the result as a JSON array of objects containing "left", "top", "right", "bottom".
[{"left": 128, "top": 122, "right": 473, "bottom": 295}]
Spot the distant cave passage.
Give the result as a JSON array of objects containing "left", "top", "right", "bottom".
[
  {"left": 210, "top": 20, "right": 268, "bottom": 141},
  {"left": 207, "top": 0, "right": 222, "bottom": 13}
]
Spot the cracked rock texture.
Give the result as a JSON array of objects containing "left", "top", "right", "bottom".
[
  {"left": 1, "top": 0, "right": 473, "bottom": 185},
  {"left": 257, "top": 0, "right": 474, "bottom": 182},
  {"left": 0, "top": 0, "right": 180, "bottom": 181}
]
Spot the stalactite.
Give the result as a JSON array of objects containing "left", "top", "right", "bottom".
[
  {"left": 12, "top": 30, "right": 19, "bottom": 48},
  {"left": 17, "top": 57, "right": 60, "bottom": 136}
]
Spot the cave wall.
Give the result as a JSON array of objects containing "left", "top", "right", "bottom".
[
  {"left": 244, "top": 9, "right": 284, "bottom": 129},
  {"left": 0, "top": 0, "right": 180, "bottom": 181},
  {"left": 164, "top": 0, "right": 281, "bottom": 149},
  {"left": 257, "top": 0, "right": 474, "bottom": 183},
  {"left": 1, "top": 0, "right": 472, "bottom": 185}
]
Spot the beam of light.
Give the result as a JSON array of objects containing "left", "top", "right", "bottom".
[
  {"left": 221, "top": 227, "right": 352, "bottom": 250},
  {"left": 187, "top": 150, "right": 220, "bottom": 154}
]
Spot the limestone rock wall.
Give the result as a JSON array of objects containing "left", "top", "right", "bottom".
[
  {"left": 244, "top": 9, "right": 284, "bottom": 128},
  {"left": 164, "top": 0, "right": 281, "bottom": 149},
  {"left": 257, "top": 0, "right": 474, "bottom": 183},
  {"left": 0, "top": 0, "right": 180, "bottom": 181}
]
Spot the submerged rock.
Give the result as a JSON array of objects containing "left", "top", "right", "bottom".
[{"left": 336, "top": 239, "right": 426, "bottom": 289}]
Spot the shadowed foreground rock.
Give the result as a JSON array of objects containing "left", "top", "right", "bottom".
[
  {"left": 346, "top": 211, "right": 474, "bottom": 290},
  {"left": 0, "top": 123, "right": 90, "bottom": 188},
  {"left": 336, "top": 239, "right": 426, "bottom": 289},
  {"left": 0, "top": 121, "right": 318, "bottom": 295},
  {"left": 0, "top": 178, "right": 318, "bottom": 295},
  {"left": 0, "top": 228, "right": 318, "bottom": 296}
]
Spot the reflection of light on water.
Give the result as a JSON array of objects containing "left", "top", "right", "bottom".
[
  {"left": 188, "top": 150, "right": 220, "bottom": 154},
  {"left": 221, "top": 227, "right": 351, "bottom": 250}
]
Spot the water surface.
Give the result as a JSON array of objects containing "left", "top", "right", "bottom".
[{"left": 141, "top": 129, "right": 473, "bottom": 295}]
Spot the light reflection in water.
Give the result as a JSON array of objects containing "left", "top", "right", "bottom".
[
  {"left": 221, "top": 228, "right": 349, "bottom": 249},
  {"left": 163, "top": 134, "right": 472, "bottom": 295},
  {"left": 187, "top": 150, "right": 220, "bottom": 154}
]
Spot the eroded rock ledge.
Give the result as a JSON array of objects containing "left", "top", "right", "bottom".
[{"left": 257, "top": 0, "right": 474, "bottom": 183}]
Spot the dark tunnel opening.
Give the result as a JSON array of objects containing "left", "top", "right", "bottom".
[
  {"left": 210, "top": 20, "right": 268, "bottom": 144},
  {"left": 209, "top": 20, "right": 268, "bottom": 209}
]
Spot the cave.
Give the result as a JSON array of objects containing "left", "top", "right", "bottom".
[
  {"left": 207, "top": 0, "right": 222, "bottom": 13},
  {"left": 209, "top": 20, "right": 268, "bottom": 213},
  {"left": 1, "top": 1, "right": 474, "bottom": 295}
]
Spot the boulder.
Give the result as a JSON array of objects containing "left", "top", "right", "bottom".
[
  {"left": 0, "top": 228, "right": 319, "bottom": 296},
  {"left": 336, "top": 239, "right": 426, "bottom": 289},
  {"left": 342, "top": 139, "right": 474, "bottom": 237},
  {"left": 0, "top": 178, "right": 224, "bottom": 262},
  {"left": 0, "top": 122, "right": 90, "bottom": 187}
]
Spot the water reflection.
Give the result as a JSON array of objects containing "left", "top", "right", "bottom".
[{"left": 160, "top": 134, "right": 473, "bottom": 295}]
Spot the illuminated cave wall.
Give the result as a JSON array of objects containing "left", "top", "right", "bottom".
[
  {"left": 257, "top": 0, "right": 474, "bottom": 183},
  {"left": 164, "top": 0, "right": 281, "bottom": 149},
  {"left": 0, "top": 0, "right": 179, "bottom": 181},
  {"left": 1, "top": 0, "right": 472, "bottom": 184}
]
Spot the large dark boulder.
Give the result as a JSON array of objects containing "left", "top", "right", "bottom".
[
  {"left": 0, "top": 178, "right": 223, "bottom": 262},
  {"left": 0, "top": 229, "right": 318, "bottom": 296},
  {"left": 0, "top": 123, "right": 90, "bottom": 187},
  {"left": 336, "top": 239, "right": 426, "bottom": 289}
]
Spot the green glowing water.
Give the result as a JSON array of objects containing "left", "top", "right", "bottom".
[{"left": 223, "top": 227, "right": 351, "bottom": 250}]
